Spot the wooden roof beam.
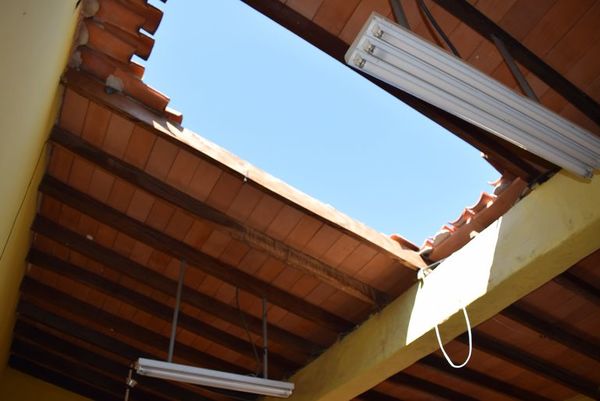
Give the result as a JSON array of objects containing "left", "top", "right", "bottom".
[
  {"left": 431, "top": 0, "right": 600, "bottom": 127},
  {"left": 31, "top": 215, "right": 317, "bottom": 354},
  {"left": 9, "top": 355, "right": 121, "bottom": 401},
  {"left": 457, "top": 331, "right": 599, "bottom": 399},
  {"left": 50, "top": 126, "right": 388, "bottom": 306},
  {"left": 501, "top": 303, "right": 600, "bottom": 362},
  {"left": 13, "top": 326, "right": 223, "bottom": 401},
  {"left": 256, "top": 172, "right": 600, "bottom": 401},
  {"left": 11, "top": 339, "right": 172, "bottom": 401},
  {"left": 553, "top": 271, "right": 600, "bottom": 306},
  {"left": 419, "top": 354, "right": 554, "bottom": 401},
  {"left": 38, "top": 175, "right": 354, "bottom": 333},
  {"left": 19, "top": 281, "right": 253, "bottom": 375},
  {"left": 62, "top": 68, "right": 425, "bottom": 271},
  {"left": 27, "top": 249, "right": 301, "bottom": 374}
]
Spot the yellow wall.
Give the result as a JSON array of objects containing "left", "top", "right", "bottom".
[
  {"left": 0, "top": 368, "right": 90, "bottom": 401},
  {"left": 0, "top": 0, "right": 80, "bottom": 372}
]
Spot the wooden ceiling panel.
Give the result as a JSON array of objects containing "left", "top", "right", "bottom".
[
  {"left": 58, "top": 89, "right": 89, "bottom": 135},
  {"left": 286, "top": 0, "right": 323, "bottom": 20},
  {"left": 144, "top": 136, "right": 179, "bottom": 181},
  {"left": 80, "top": 101, "right": 111, "bottom": 147},
  {"left": 122, "top": 125, "right": 157, "bottom": 170},
  {"left": 313, "top": 0, "right": 362, "bottom": 36},
  {"left": 102, "top": 112, "right": 134, "bottom": 158},
  {"left": 339, "top": 0, "right": 392, "bottom": 44}
]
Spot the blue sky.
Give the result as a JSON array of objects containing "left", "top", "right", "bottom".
[{"left": 142, "top": 0, "right": 498, "bottom": 244}]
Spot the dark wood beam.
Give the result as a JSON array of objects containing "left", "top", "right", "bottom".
[
  {"left": 27, "top": 248, "right": 300, "bottom": 373},
  {"left": 38, "top": 175, "right": 353, "bottom": 334},
  {"left": 9, "top": 355, "right": 121, "bottom": 401},
  {"left": 240, "top": 0, "right": 548, "bottom": 180},
  {"left": 14, "top": 320, "right": 239, "bottom": 401},
  {"left": 62, "top": 67, "right": 425, "bottom": 274},
  {"left": 19, "top": 279, "right": 254, "bottom": 376},
  {"left": 389, "top": 372, "right": 478, "bottom": 401},
  {"left": 553, "top": 271, "right": 600, "bottom": 306},
  {"left": 457, "top": 331, "right": 600, "bottom": 399},
  {"left": 431, "top": 0, "right": 600, "bottom": 127},
  {"left": 31, "top": 215, "right": 318, "bottom": 354},
  {"left": 11, "top": 339, "right": 171, "bottom": 401},
  {"left": 419, "top": 354, "right": 554, "bottom": 401},
  {"left": 13, "top": 327, "right": 227, "bottom": 401},
  {"left": 50, "top": 126, "right": 388, "bottom": 306},
  {"left": 502, "top": 303, "right": 600, "bottom": 362}
]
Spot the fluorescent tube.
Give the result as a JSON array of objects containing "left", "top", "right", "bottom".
[
  {"left": 135, "top": 358, "right": 294, "bottom": 398},
  {"left": 345, "top": 13, "right": 600, "bottom": 178}
]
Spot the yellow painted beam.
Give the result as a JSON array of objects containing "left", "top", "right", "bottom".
[
  {"left": 0, "top": 0, "right": 80, "bottom": 371},
  {"left": 265, "top": 172, "right": 600, "bottom": 401}
]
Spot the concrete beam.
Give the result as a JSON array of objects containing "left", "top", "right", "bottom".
[{"left": 265, "top": 172, "right": 600, "bottom": 401}]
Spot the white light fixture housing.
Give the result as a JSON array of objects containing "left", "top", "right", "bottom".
[
  {"left": 345, "top": 13, "right": 600, "bottom": 178},
  {"left": 135, "top": 358, "right": 294, "bottom": 398}
]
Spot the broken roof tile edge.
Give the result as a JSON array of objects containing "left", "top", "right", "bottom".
[
  {"left": 423, "top": 177, "right": 528, "bottom": 261},
  {"left": 61, "top": 68, "right": 426, "bottom": 270},
  {"left": 71, "top": 0, "right": 183, "bottom": 124}
]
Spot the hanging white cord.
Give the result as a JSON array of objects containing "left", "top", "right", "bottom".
[{"left": 434, "top": 306, "right": 472, "bottom": 368}]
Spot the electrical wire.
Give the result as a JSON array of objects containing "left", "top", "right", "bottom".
[
  {"left": 0, "top": 142, "right": 47, "bottom": 263},
  {"left": 235, "top": 287, "right": 262, "bottom": 376},
  {"left": 416, "top": 0, "right": 461, "bottom": 58},
  {"left": 434, "top": 306, "right": 473, "bottom": 368}
]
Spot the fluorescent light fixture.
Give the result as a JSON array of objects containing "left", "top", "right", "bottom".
[
  {"left": 135, "top": 358, "right": 294, "bottom": 398},
  {"left": 345, "top": 13, "right": 600, "bottom": 178}
]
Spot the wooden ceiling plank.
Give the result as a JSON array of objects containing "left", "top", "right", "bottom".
[
  {"left": 13, "top": 327, "right": 221, "bottom": 401},
  {"left": 38, "top": 174, "right": 354, "bottom": 334},
  {"left": 9, "top": 355, "right": 121, "bottom": 401},
  {"left": 456, "top": 330, "right": 600, "bottom": 399},
  {"left": 11, "top": 339, "right": 172, "bottom": 401},
  {"left": 50, "top": 126, "right": 387, "bottom": 306},
  {"left": 419, "top": 354, "right": 554, "bottom": 401},
  {"left": 501, "top": 303, "right": 600, "bottom": 362},
  {"left": 18, "top": 281, "right": 256, "bottom": 376},
  {"left": 31, "top": 215, "right": 317, "bottom": 354},
  {"left": 430, "top": 0, "right": 600, "bottom": 127},
  {"left": 28, "top": 248, "right": 301, "bottom": 372}
]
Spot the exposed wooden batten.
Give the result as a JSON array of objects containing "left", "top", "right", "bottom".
[
  {"left": 38, "top": 175, "right": 354, "bottom": 334},
  {"left": 49, "top": 126, "right": 390, "bottom": 306}
]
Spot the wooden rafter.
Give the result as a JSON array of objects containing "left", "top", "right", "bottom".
[
  {"left": 62, "top": 68, "right": 424, "bottom": 271},
  {"left": 458, "top": 331, "right": 600, "bottom": 399},
  {"left": 9, "top": 355, "right": 121, "bottom": 401},
  {"left": 11, "top": 340, "right": 172, "bottom": 401},
  {"left": 13, "top": 327, "right": 224, "bottom": 401},
  {"left": 553, "top": 271, "right": 600, "bottom": 306},
  {"left": 502, "top": 303, "right": 600, "bottom": 362},
  {"left": 430, "top": 0, "right": 600, "bottom": 127},
  {"left": 31, "top": 216, "right": 317, "bottom": 353},
  {"left": 50, "top": 126, "right": 388, "bottom": 306},
  {"left": 418, "top": 355, "right": 554, "bottom": 401},
  {"left": 27, "top": 249, "right": 301, "bottom": 374},
  {"left": 19, "top": 283, "right": 248, "bottom": 375},
  {"left": 38, "top": 175, "right": 354, "bottom": 333}
]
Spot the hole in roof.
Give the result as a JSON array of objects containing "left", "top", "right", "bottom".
[{"left": 142, "top": 0, "right": 499, "bottom": 245}]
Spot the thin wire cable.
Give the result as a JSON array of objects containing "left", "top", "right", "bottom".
[
  {"left": 434, "top": 306, "right": 473, "bottom": 368},
  {"left": 235, "top": 287, "right": 262, "bottom": 376},
  {"left": 416, "top": 0, "right": 461, "bottom": 58},
  {"left": 0, "top": 142, "right": 47, "bottom": 262}
]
